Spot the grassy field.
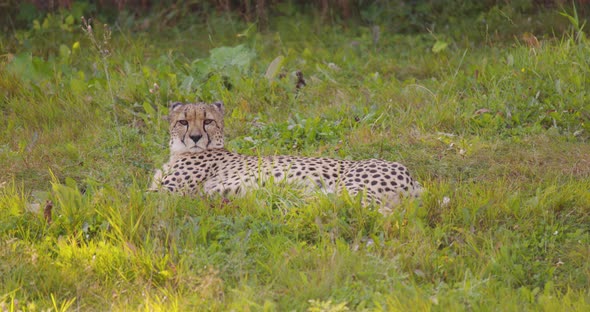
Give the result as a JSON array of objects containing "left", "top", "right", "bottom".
[{"left": 1, "top": 5, "right": 589, "bottom": 311}]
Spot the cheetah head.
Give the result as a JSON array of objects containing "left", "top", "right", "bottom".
[{"left": 167, "top": 101, "right": 225, "bottom": 155}]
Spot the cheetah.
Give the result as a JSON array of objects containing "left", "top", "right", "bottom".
[{"left": 150, "top": 101, "right": 423, "bottom": 213}]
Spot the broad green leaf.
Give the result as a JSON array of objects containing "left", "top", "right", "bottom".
[
  {"left": 432, "top": 40, "right": 448, "bottom": 53},
  {"left": 181, "top": 75, "right": 195, "bottom": 92},
  {"left": 59, "top": 44, "right": 71, "bottom": 60},
  {"left": 65, "top": 14, "right": 75, "bottom": 25},
  {"left": 208, "top": 44, "right": 256, "bottom": 71},
  {"left": 143, "top": 102, "right": 156, "bottom": 117},
  {"left": 264, "top": 55, "right": 284, "bottom": 81}
]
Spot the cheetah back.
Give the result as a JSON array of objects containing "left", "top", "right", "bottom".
[{"left": 156, "top": 149, "right": 422, "bottom": 208}]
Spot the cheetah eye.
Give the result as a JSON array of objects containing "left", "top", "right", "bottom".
[
  {"left": 204, "top": 119, "right": 214, "bottom": 125},
  {"left": 178, "top": 120, "right": 188, "bottom": 126}
]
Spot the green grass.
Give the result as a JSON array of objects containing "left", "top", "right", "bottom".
[{"left": 1, "top": 7, "right": 589, "bottom": 311}]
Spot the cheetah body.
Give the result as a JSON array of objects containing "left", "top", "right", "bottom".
[{"left": 151, "top": 102, "right": 422, "bottom": 209}]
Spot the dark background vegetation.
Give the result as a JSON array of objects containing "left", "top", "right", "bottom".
[{"left": 3, "top": 0, "right": 590, "bottom": 32}]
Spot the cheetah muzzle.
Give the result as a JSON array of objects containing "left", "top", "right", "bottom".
[{"left": 150, "top": 101, "right": 423, "bottom": 214}]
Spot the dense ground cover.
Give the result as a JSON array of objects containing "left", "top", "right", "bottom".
[{"left": 1, "top": 4, "right": 589, "bottom": 311}]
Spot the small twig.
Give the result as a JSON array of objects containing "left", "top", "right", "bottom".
[
  {"left": 44, "top": 200, "right": 53, "bottom": 224},
  {"left": 208, "top": 197, "right": 231, "bottom": 209},
  {"left": 295, "top": 70, "right": 306, "bottom": 90},
  {"left": 81, "top": 17, "right": 121, "bottom": 142}
]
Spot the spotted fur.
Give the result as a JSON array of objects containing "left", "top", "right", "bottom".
[{"left": 151, "top": 102, "right": 423, "bottom": 213}]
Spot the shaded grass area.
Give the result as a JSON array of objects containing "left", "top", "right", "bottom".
[{"left": 1, "top": 8, "right": 589, "bottom": 311}]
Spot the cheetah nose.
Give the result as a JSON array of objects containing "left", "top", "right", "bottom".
[{"left": 189, "top": 134, "right": 202, "bottom": 143}]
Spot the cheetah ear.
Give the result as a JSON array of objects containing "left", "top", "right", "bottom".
[
  {"left": 164, "top": 101, "right": 184, "bottom": 121},
  {"left": 169, "top": 101, "right": 184, "bottom": 112},
  {"left": 212, "top": 101, "right": 224, "bottom": 114}
]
